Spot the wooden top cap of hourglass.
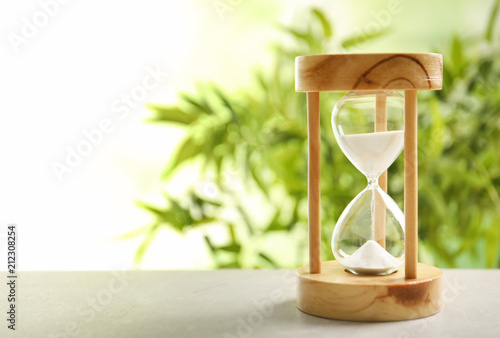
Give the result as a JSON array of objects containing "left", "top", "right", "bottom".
[{"left": 295, "top": 53, "right": 443, "bottom": 92}]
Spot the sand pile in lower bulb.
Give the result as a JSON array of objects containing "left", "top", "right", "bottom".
[{"left": 341, "top": 240, "right": 403, "bottom": 275}]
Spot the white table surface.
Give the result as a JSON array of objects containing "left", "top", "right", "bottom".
[{"left": 1, "top": 269, "right": 499, "bottom": 337}]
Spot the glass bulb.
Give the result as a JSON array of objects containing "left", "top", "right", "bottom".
[{"left": 331, "top": 91, "right": 405, "bottom": 275}]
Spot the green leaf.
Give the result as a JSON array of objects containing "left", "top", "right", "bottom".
[
  {"left": 341, "top": 28, "right": 388, "bottom": 49},
  {"left": 264, "top": 224, "right": 289, "bottom": 233},
  {"left": 264, "top": 210, "right": 287, "bottom": 233},
  {"left": 192, "top": 217, "right": 216, "bottom": 226},
  {"left": 236, "top": 204, "right": 255, "bottom": 236},
  {"left": 163, "top": 194, "right": 194, "bottom": 229},
  {"left": 179, "top": 93, "right": 213, "bottom": 115},
  {"left": 116, "top": 224, "right": 150, "bottom": 241},
  {"left": 277, "top": 24, "right": 316, "bottom": 49},
  {"left": 258, "top": 252, "right": 278, "bottom": 268},
  {"left": 137, "top": 196, "right": 210, "bottom": 233},
  {"left": 162, "top": 136, "right": 204, "bottom": 179},
  {"left": 217, "top": 243, "right": 241, "bottom": 253},
  {"left": 450, "top": 35, "right": 464, "bottom": 72},
  {"left": 203, "top": 235, "right": 216, "bottom": 254},
  {"left": 251, "top": 167, "right": 270, "bottom": 198},
  {"left": 419, "top": 185, "right": 448, "bottom": 225},
  {"left": 146, "top": 104, "right": 198, "bottom": 125},
  {"left": 267, "top": 129, "right": 303, "bottom": 146},
  {"left": 134, "top": 226, "right": 160, "bottom": 264},
  {"left": 427, "top": 97, "right": 445, "bottom": 159},
  {"left": 287, "top": 200, "right": 300, "bottom": 231},
  {"left": 312, "top": 9, "right": 332, "bottom": 38},
  {"left": 191, "top": 193, "right": 222, "bottom": 207},
  {"left": 227, "top": 223, "right": 237, "bottom": 242},
  {"left": 136, "top": 201, "right": 166, "bottom": 219},
  {"left": 486, "top": 0, "right": 500, "bottom": 42},
  {"left": 418, "top": 240, "right": 435, "bottom": 266},
  {"left": 218, "top": 262, "right": 240, "bottom": 269},
  {"left": 255, "top": 70, "right": 269, "bottom": 92},
  {"left": 212, "top": 86, "right": 238, "bottom": 120}
]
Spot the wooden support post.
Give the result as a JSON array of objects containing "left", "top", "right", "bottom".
[
  {"left": 404, "top": 90, "right": 418, "bottom": 279},
  {"left": 307, "top": 92, "right": 321, "bottom": 274},
  {"left": 374, "top": 93, "right": 387, "bottom": 248}
]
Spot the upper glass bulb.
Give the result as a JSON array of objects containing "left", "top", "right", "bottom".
[{"left": 332, "top": 91, "right": 405, "bottom": 179}]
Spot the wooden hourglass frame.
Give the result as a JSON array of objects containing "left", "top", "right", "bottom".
[{"left": 295, "top": 53, "right": 443, "bottom": 321}]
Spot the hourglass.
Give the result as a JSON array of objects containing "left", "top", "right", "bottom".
[{"left": 295, "top": 53, "right": 443, "bottom": 321}]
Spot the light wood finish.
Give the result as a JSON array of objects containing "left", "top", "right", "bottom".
[
  {"left": 307, "top": 92, "right": 321, "bottom": 274},
  {"left": 297, "top": 261, "right": 442, "bottom": 321},
  {"left": 296, "top": 53, "right": 443, "bottom": 92},
  {"left": 374, "top": 93, "right": 387, "bottom": 248},
  {"left": 404, "top": 91, "right": 418, "bottom": 279}
]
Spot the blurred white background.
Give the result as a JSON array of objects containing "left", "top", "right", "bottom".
[{"left": 0, "top": 0, "right": 489, "bottom": 270}]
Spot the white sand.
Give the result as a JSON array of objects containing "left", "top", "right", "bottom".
[
  {"left": 340, "top": 240, "right": 403, "bottom": 275},
  {"left": 338, "top": 130, "right": 404, "bottom": 178}
]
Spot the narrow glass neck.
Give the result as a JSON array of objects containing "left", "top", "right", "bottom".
[{"left": 367, "top": 176, "right": 379, "bottom": 187}]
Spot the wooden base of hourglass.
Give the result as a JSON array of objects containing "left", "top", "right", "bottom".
[{"left": 297, "top": 261, "right": 442, "bottom": 321}]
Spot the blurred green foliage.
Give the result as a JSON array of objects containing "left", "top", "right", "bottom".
[{"left": 124, "top": 5, "right": 500, "bottom": 269}]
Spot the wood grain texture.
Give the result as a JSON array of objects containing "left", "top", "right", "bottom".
[
  {"left": 297, "top": 261, "right": 442, "bottom": 321},
  {"left": 296, "top": 53, "right": 442, "bottom": 92},
  {"left": 404, "top": 91, "right": 418, "bottom": 279},
  {"left": 307, "top": 92, "right": 321, "bottom": 274},
  {"left": 374, "top": 93, "right": 387, "bottom": 248}
]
